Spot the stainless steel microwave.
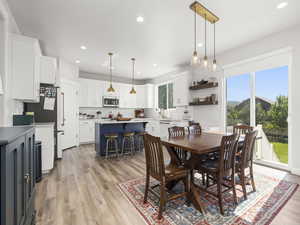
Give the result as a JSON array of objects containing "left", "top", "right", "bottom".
[{"left": 103, "top": 96, "right": 119, "bottom": 108}]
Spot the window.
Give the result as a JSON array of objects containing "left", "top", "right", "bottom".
[{"left": 158, "top": 83, "right": 174, "bottom": 109}]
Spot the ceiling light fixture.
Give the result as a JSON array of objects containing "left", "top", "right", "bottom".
[
  {"left": 130, "top": 58, "right": 137, "bottom": 94},
  {"left": 277, "top": 2, "right": 288, "bottom": 9},
  {"left": 136, "top": 16, "right": 144, "bottom": 23},
  {"left": 191, "top": 6, "right": 199, "bottom": 66},
  {"left": 212, "top": 22, "right": 217, "bottom": 71},
  {"left": 107, "top": 52, "right": 115, "bottom": 92},
  {"left": 198, "top": 43, "right": 203, "bottom": 47},
  {"left": 80, "top": 45, "right": 87, "bottom": 50},
  {"left": 203, "top": 13, "right": 208, "bottom": 68},
  {"left": 75, "top": 60, "right": 80, "bottom": 64},
  {"left": 153, "top": 64, "right": 157, "bottom": 67}
]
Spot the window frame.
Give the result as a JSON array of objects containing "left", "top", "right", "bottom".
[{"left": 157, "top": 81, "right": 175, "bottom": 110}]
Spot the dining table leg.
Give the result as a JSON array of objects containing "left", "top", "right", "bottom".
[{"left": 164, "top": 145, "right": 206, "bottom": 214}]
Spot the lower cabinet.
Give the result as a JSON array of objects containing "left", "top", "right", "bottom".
[
  {"left": 79, "top": 120, "right": 95, "bottom": 143},
  {"left": 0, "top": 127, "right": 36, "bottom": 225}
]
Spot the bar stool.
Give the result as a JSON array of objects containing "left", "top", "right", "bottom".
[
  {"left": 136, "top": 131, "right": 146, "bottom": 152},
  {"left": 104, "top": 133, "right": 119, "bottom": 159},
  {"left": 121, "top": 132, "right": 135, "bottom": 156}
]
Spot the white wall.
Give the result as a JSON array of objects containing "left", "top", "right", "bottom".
[
  {"left": 216, "top": 24, "right": 300, "bottom": 175},
  {"left": 0, "top": 0, "right": 22, "bottom": 126}
]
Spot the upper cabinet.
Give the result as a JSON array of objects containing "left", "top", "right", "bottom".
[
  {"left": 136, "top": 84, "right": 154, "bottom": 108},
  {"left": 57, "top": 59, "right": 79, "bottom": 84},
  {"left": 10, "top": 34, "right": 41, "bottom": 102},
  {"left": 79, "top": 78, "right": 104, "bottom": 108},
  {"left": 173, "top": 72, "right": 191, "bottom": 107},
  {"left": 40, "top": 56, "right": 57, "bottom": 85}
]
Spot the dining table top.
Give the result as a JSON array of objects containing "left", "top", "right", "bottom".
[{"left": 161, "top": 132, "right": 225, "bottom": 155}]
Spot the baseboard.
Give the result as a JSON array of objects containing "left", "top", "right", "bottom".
[{"left": 291, "top": 168, "right": 300, "bottom": 176}]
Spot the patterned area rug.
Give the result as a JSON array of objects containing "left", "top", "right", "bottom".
[{"left": 118, "top": 173, "right": 298, "bottom": 225}]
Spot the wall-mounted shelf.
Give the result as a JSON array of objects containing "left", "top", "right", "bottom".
[
  {"left": 189, "top": 82, "right": 218, "bottom": 90},
  {"left": 189, "top": 101, "right": 218, "bottom": 106}
]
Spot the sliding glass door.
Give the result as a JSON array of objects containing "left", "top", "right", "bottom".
[{"left": 226, "top": 66, "right": 289, "bottom": 166}]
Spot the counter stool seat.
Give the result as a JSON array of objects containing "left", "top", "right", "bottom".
[
  {"left": 123, "top": 132, "right": 135, "bottom": 137},
  {"left": 104, "top": 133, "right": 119, "bottom": 159}
]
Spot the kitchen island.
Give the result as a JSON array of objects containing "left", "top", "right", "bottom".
[{"left": 95, "top": 119, "right": 150, "bottom": 156}]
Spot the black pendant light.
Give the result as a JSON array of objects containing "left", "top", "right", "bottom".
[
  {"left": 130, "top": 58, "right": 136, "bottom": 94},
  {"left": 107, "top": 52, "right": 115, "bottom": 92},
  {"left": 191, "top": 6, "right": 199, "bottom": 65}
]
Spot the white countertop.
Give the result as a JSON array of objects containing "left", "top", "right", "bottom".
[{"left": 96, "top": 118, "right": 153, "bottom": 124}]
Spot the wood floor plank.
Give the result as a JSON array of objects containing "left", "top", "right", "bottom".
[{"left": 35, "top": 144, "right": 300, "bottom": 225}]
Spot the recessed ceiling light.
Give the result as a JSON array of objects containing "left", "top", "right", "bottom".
[
  {"left": 136, "top": 16, "right": 144, "bottom": 23},
  {"left": 75, "top": 60, "right": 80, "bottom": 64},
  {"left": 153, "top": 64, "right": 157, "bottom": 67},
  {"left": 198, "top": 43, "right": 203, "bottom": 47},
  {"left": 277, "top": 2, "right": 288, "bottom": 9},
  {"left": 80, "top": 45, "right": 87, "bottom": 50}
]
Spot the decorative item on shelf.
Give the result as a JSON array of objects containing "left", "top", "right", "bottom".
[
  {"left": 189, "top": 81, "right": 218, "bottom": 90},
  {"left": 189, "top": 94, "right": 218, "bottom": 106},
  {"left": 130, "top": 58, "right": 137, "bottom": 94},
  {"left": 107, "top": 52, "right": 115, "bottom": 92}
]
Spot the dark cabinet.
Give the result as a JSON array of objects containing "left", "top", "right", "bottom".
[{"left": 0, "top": 127, "right": 36, "bottom": 225}]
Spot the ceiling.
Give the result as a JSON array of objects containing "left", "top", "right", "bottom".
[{"left": 7, "top": 0, "right": 300, "bottom": 79}]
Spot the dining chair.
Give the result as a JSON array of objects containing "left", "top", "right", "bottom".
[
  {"left": 143, "top": 134, "right": 189, "bottom": 220},
  {"left": 188, "top": 124, "right": 202, "bottom": 135},
  {"left": 235, "top": 130, "right": 258, "bottom": 200},
  {"left": 168, "top": 126, "right": 188, "bottom": 163},
  {"left": 196, "top": 134, "right": 238, "bottom": 215}
]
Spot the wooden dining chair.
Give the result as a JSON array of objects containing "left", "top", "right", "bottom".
[
  {"left": 196, "top": 134, "right": 238, "bottom": 215},
  {"left": 143, "top": 134, "right": 189, "bottom": 219},
  {"left": 188, "top": 124, "right": 202, "bottom": 135},
  {"left": 168, "top": 126, "right": 188, "bottom": 163},
  {"left": 233, "top": 124, "right": 253, "bottom": 137},
  {"left": 236, "top": 130, "right": 258, "bottom": 200}
]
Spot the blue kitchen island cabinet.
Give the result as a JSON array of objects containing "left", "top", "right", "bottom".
[{"left": 95, "top": 120, "right": 149, "bottom": 156}]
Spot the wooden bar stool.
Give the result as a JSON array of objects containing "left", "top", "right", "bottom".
[
  {"left": 135, "top": 131, "right": 146, "bottom": 152},
  {"left": 104, "top": 133, "right": 119, "bottom": 159},
  {"left": 121, "top": 132, "right": 135, "bottom": 156}
]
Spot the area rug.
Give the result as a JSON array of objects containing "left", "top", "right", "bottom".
[{"left": 118, "top": 173, "right": 298, "bottom": 225}]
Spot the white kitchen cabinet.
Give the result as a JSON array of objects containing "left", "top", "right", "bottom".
[
  {"left": 145, "top": 84, "right": 154, "bottom": 108},
  {"left": 79, "top": 78, "right": 104, "bottom": 107},
  {"left": 58, "top": 59, "right": 79, "bottom": 81},
  {"left": 146, "top": 120, "right": 160, "bottom": 137},
  {"left": 79, "top": 120, "right": 95, "bottom": 143},
  {"left": 136, "top": 84, "right": 154, "bottom": 108},
  {"left": 173, "top": 73, "right": 190, "bottom": 107},
  {"left": 35, "top": 123, "right": 55, "bottom": 173},
  {"left": 40, "top": 56, "right": 57, "bottom": 84},
  {"left": 10, "top": 34, "right": 41, "bottom": 102}
]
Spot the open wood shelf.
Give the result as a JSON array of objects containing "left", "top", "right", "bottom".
[
  {"left": 189, "top": 101, "right": 218, "bottom": 106},
  {"left": 189, "top": 82, "right": 218, "bottom": 90}
]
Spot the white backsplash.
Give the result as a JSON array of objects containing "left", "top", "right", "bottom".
[
  {"left": 144, "top": 106, "right": 193, "bottom": 121},
  {"left": 79, "top": 107, "right": 135, "bottom": 118}
]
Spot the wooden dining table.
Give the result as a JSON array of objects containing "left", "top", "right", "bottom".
[{"left": 161, "top": 132, "right": 226, "bottom": 214}]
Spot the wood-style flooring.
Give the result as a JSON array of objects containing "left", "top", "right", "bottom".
[{"left": 35, "top": 144, "right": 300, "bottom": 225}]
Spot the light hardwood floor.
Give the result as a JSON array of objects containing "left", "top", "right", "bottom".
[{"left": 36, "top": 144, "right": 300, "bottom": 225}]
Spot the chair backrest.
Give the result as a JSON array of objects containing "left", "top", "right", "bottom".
[
  {"left": 143, "top": 134, "right": 165, "bottom": 180},
  {"left": 168, "top": 126, "right": 187, "bottom": 161},
  {"left": 168, "top": 126, "right": 185, "bottom": 137},
  {"left": 219, "top": 134, "right": 238, "bottom": 175},
  {"left": 240, "top": 130, "right": 258, "bottom": 168},
  {"left": 188, "top": 124, "right": 202, "bottom": 135},
  {"left": 233, "top": 125, "right": 253, "bottom": 137}
]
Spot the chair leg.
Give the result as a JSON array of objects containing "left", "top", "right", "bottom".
[
  {"left": 231, "top": 173, "right": 238, "bottom": 205},
  {"left": 217, "top": 176, "right": 224, "bottom": 215},
  {"left": 143, "top": 173, "right": 150, "bottom": 204},
  {"left": 105, "top": 139, "right": 109, "bottom": 159},
  {"left": 131, "top": 136, "right": 135, "bottom": 155},
  {"left": 114, "top": 139, "right": 119, "bottom": 158},
  {"left": 250, "top": 165, "right": 256, "bottom": 192},
  {"left": 121, "top": 138, "right": 125, "bottom": 156},
  {"left": 240, "top": 170, "right": 247, "bottom": 200},
  {"left": 158, "top": 180, "right": 166, "bottom": 220}
]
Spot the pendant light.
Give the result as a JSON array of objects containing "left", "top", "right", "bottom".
[
  {"left": 212, "top": 21, "right": 217, "bottom": 71},
  {"left": 203, "top": 13, "right": 208, "bottom": 68},
  {"left": 107, "top": 52, "right": 115, "bottom": 92},
  {"left": 130, "top": 58, "right": 136, "bottom": 94},
  {"left": 191, "top": 6, "right": 199, "bottom": 66}
]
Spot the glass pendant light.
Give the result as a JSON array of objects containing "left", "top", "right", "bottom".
[
  {"left": 203, "top": 13, "right": 208, "bottom": 68},
  {"left": 107, "top": 52, "right": 115, "bottom": 92},
  {"left": 130, "top": 58, "right": 136, "bottom": 94},
  {"left": 212, "top": 22, "right": 217, "bottom": 71},
  {"left": 191, "top": 6, "right": 199, "bottom": 66}
]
